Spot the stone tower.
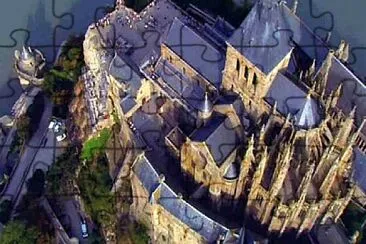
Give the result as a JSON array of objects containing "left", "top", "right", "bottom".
[{"left": 14, "top": 46, "right": 46, "bottom": 88}]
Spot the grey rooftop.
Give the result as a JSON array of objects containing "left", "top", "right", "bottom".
[{"left": 228, "top": 0, "right": 328, "bottom": 74}]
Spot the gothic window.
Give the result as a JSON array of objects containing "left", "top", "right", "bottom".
[
  {"left": 244, "top": 66, "right": 249, "bottom": 80},
  {"left": 236, "top": 59, "right": 240, "bottom": 72}
]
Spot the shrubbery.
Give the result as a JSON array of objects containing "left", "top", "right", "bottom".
[{"left": 81, "top": 128, "right": 112, "bottom": 161}]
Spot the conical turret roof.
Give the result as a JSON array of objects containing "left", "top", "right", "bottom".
[
  {"left": 21, "top": 46, "right": 32, "bottom": 60},
  {"left": 200, "top": 91, "right": 213, "bottom": 114}
]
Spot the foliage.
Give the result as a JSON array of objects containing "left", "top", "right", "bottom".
[
  {"left": 26, "top": 169, "right": 45, "bottom": 198},
  {"left": 129, "top": 222, "right": 150, "bottom": 244},
  {"left": 46, "top": 146, "right": 79, "bottom": 196},
  {"left": 42, "top": 34, "right": 85, "bottom": 118},
  {"left": 89, "top": 229, "right": 106, "bottom": 244},
  {"left": 0, "top": 200, "right": 12, "bottom": 224},
  {"left": 0, "top": 221, "right": 38, "bottom": 244},
  {"left": 15, "top": 195, "right": 55, "bottom": 244},
  {"left": 81, "top": 128, "right": 112, "bottom": 161},
  {"left": 77, "top": 155, "right": 115, "bottom": 227},
  {"left": 16, "top": 115, "right": 30, "bottom": 142}
]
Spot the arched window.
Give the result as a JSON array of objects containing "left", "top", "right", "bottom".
[
  {"left": 236, "top": 59, "right": 240, "bottom": 72},
  {"left": 244, "top": 66, "right": 249, "bottom": 80},
  {"left": 253, "top": 73, "right": 258, "bottom": 86}
]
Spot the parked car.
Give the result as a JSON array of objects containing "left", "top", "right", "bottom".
[
  {"left": 56, "top": 133, "right": 66, "bottom": 142},
  {"left": 48, "top": 121, "right": 55, "bottom": 129},
  {"left": 80, "top": 218, "right": 88, "bottom": 238}
]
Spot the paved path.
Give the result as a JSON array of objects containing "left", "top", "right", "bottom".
[{"left": 2, "top": 98, "right": 52, "bottom": 204}]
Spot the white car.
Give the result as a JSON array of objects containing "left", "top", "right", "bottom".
[
  {"left": 56, "top": 133, "right": 66, "bottom": 142},
  {"left": 80, "top": 219, "right": 88, "bottom": 238},
  {"left": 48, "top": 121, "right": 55, "bottom": 129}
]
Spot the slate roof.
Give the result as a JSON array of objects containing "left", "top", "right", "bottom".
[
  {"left": 158, "top": 182, "right": 228, "bottom": 242},
  {"left": 132, "top": 154, "right": 160, "bottom": 196},
  {"left": 191, "top": 113, "right": 239, "bottom": 166},
  {"left": 109, "top": 53, "right": 143, "bottom": 97},
  {"left": 155, "top": 59, "right": 206, "bottom": 110},
  {"left": 164, "top": 18, "right": 225, "bottom": 88},
  {"left": 228, "top": 0, "right": 328, "bottom": 74},
  {"left": 223, "top": 163, "right": 239, "bottom": 180},
  {"left": 352, "top": 148, "right": 366, "bottom": 192},
  {"left": 265, "top": 72, "right": 321, "bottom": 129},
  {"left": 120, "top": 95, "right": 137, "bottom": 114}
]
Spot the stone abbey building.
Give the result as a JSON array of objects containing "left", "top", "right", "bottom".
[{"left": 70, "top": 0, "right": 366, "bottom": 242}]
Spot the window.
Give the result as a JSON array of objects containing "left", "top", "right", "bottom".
[
  {"left": 244, "top": 66, "right": 249, "bottom": 80},
  {"left": 236, "top": 59, "right": 240, "bottom": 72},
  {"left": 253, "top": 73, "right": 258, "bottom": 86},
  {"left": 182, "top": 67, "right": 186, "bottom": 74}
]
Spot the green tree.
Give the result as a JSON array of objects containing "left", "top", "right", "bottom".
[
  {"left": 0, "top": 200, "right": 12, "bottom": 224},
  {"left": 0, "top": 221, "right": 38, "bottom": 244},
  {"left": 16, "top": 115, "right": 30, "bottom": 142},
  {"left": 81, "top": 128, "right": 112, "bottom": 161},
  {"left": 46, "top": 146, "right": 79, "bottom": 195}
]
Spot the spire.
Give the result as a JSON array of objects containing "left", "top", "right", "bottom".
[
  {"left": 349, "top": 105, "right": 357, "bottom": 119},
  {"left": 247, "top": 146, "right": 268, "bottom": 205},
  {"left": 202, "top": 91, "right": 212, "bottom": 113},
  {"left": 292, "top": 0, "right": 298, "bottom": 14},
  {"left": 324, "top": 31, "right": 332, "bottom": 43},
  {"left": 335, "top": 40, "right": 350, "bottom": 63},
  {"left": 330, "top": 83, "right": 343, "bottom": 109},
  {"left": 297, "top": 161, "right": 315, "bottom": 198},
  {"left": 308, "top": 59, "right": 316, "bottom": 80},
  {"left": 199, "top": 90, "right": 213, "bottom": 120},
  {"left": 318, "top": 49, "right": 334, "bottom": 93},
  {"left": 259, "top": 124, "right": 266, "bottom": 144},
  {"left": 272, "top": 101, "right": 277, "bottom": 115},
  {"left": 350, "top": 117, "right": 366, "bottom": 145},
  {"left": 21, "top": 46, "right": 31, "bottom": 60}
]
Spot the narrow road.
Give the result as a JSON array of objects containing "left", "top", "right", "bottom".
[
  {"left": 0, "top": 126, "right": 17, "bottom": 176},
  {"left": 1, "top": 97, "right": 52, "bottom": 205},
  {"left": 41, "top": 197, "right": 72, "bottom": 244}
]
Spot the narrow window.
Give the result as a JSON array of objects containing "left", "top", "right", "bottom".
[
  {"left": 182, "top": 67, "right": 186, "bottom": 74},
  {"left": 244, "top": 66, "right": 249, "bottom": 80},
  {"left": 236, "top": 59, "right": 240, "bottom": 72},
  {"left": 253, "top": 73, "right": 258, "bottom": 86}
]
